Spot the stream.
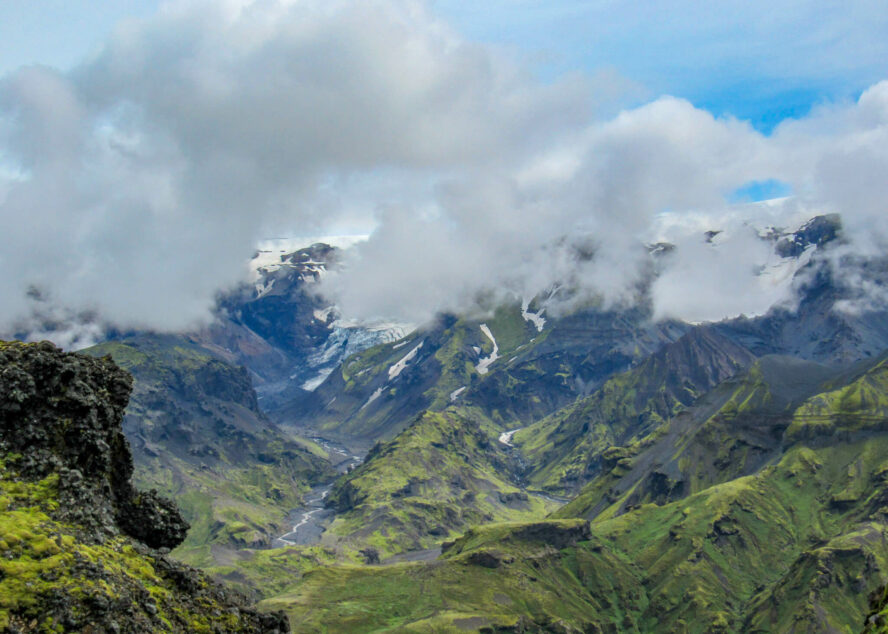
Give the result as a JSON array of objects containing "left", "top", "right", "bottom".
[
  {"left": 272, "top": 436, "right": 365, "bottom": 548},
  {"left": 499, "top": 427, "right": 571, "bottom": 506},
  {"left": 271, "top": 427, "right": 567, "bottom": 549}
]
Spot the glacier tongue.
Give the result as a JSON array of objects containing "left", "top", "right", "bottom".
[{"left": 296, "top": 319, "right": 416, "bottom": 391}]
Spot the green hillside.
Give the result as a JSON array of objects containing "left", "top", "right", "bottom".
[{"left": 84, "top": 336, "right": 335, "bottom": 570}]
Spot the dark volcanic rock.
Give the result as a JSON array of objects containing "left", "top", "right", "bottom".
[
  {"left": 0, "top": 340, "right": 289, "bottom": 633},
  {"left": 466, "top": 551, "right": 505, "bottom": 568},
  {"left": 775, "top": 214, "right": 842, "bottom": 258},
  {"left": 509, "top": 521, "right": 592, "bottom": 550},
  {"left": 0, "top": 339, "right": 187, "bottom": 548}
]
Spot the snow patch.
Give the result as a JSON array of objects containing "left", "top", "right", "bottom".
[
  {"left": 449, "top": 386, "right": 466, "bottom": 402},
  {"left": 388, "top": 341, "right": 424, "bottom": 380},
  {"left": 248, "top": 235, "right": 367, "bottom": 280},
  {"left": 392, "top": 340, "right": 409, "bottom": 350},
  {"left": 301, "top": 368, "right": 334, "bottom": 391},
  {"left": 521, "top": 297, "right": 546, "bottom": 332},
  {"left": 498, "top": 428, "right": 523, "bottom": 447},
  {"left": 475, "top": 324, "right": 499, "bottom": 375},
  {"left": 254, "top": 278, "right": 275, "bottom": 298},
  {"left": 361, "top": 386, "right": 387, "bottom": 410}
]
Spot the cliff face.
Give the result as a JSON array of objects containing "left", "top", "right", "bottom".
[{"left": 0, "top": 341, "right": 288, "bottom": 633}]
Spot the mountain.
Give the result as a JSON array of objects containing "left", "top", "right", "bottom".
[
  {"left": 258, "top": 346, "right": 888, "bottom": 632},
  {"left": 514, "top": 326, "right": 757, "bottom": 494},
  {"left": 194, "top": 242, "right": 412, "bottom": 410},
  {"left": 714, "top": 254, "right": 888, "bottom": 365},
  {"left": 0, "top": 340, "right": 288, "bottom": 632},
  {"left": 277, "top": 302, "right": 686, "bottom": 444},
  {"left": 555, "top": 353, "right": 839, "bottom": 521},
  {"left": 83, "top": 334, "right": 336, "bottom": 570},
  {"left": 7, "top": 215, "right": 888, "bottom": 632},
  {"left": 322, "top": 407, "right": 557, "bottom": 557}
]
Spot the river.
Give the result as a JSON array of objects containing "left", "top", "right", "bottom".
[
  {"left": 272, "top": 428, "right": 567, "bottom": 549},
  {"left": 272, "top": 436, "right": 364, "bottom": 548}
]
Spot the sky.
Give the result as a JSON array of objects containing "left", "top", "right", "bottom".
[
  {"left": 1, "top": 0, "right": 887, "bottom": 343},
  {"left": 4, "top": 1, "right": 886, "bottom": 129}
]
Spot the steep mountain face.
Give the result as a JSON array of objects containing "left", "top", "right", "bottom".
[
  {"left": 715, "top": 253, "right": 888, "bottom": 366},
  {"left": 278, "top": 302, "right": 686, "bottom": 444},
  {"left": 84, "top": 335, "right": 335, "bottom": 568},
  {"left": 556, "top": 354, "right": 841, "bottom": 521},
  {"left": 515, "top": 327, "right": 757, "bottom": 494},
  {"left": 194, "top": 242, "right": 411, "bottom": 410},
  {"left": 0, "top": 340, "right": 288, "bottom": 632},
  {"left": 275, "top": 312, "right": 485, "bottom": 443},
  {"left": 466, "top": 305, "right": 688, "bottom": 426}
]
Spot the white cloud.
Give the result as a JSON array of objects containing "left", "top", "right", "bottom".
[
  {"left": 1, "top": 0, "right": 887, "bottom": 340},
  {"left": 0, "top": 0, "right": 593, "bottom": 334}
]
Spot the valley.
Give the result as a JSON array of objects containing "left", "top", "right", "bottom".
[
  {"left": 193, "top": 227, "right": 888, "bottom": 632},
  {"left": 5, "top": 219, "right": 888, "bottom": 632},
  {"left": 4, "top": 5, "right": 888, "bottom": 632},
  {"left": 275, "top": 437, "right": 364, "bottom": 548}
]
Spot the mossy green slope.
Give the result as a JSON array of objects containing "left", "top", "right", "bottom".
[
  {"left": 258, "top": 348, "right": 888, "bottom": 633},
  {"left": 0, "top": 464, "right": 286, "bottom": 633},
  {"left": 556, "top": 355, "right": 838, "bottom": 522},
  {"left": 84, "top": 335, "right": 334, "bottom": 569},
  {"left": 786, "top": 352, "right": 888, "bottom": 443},
  {"left": 322, "top": 407, "right": 558, "bottom": 558},
  {"left": 261, "top": 519, "right": 642, "bottom": 633},
  {"left": 262, "top": 434, "right": 888, "bottom": 633},
  {"left": 515, "top": 327, "right": 755, "bottom": 495}
]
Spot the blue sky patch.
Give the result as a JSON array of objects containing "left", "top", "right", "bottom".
[{"left": 728, "top": 179, "right": 793, "bottom": 203}]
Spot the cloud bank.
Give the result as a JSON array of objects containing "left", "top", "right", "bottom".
[
  {"left": 1, "top": 0, "right": 887, "bottom": 341},
  {"left": 323, "top": 81, "right": 888, "bottom": 324}
]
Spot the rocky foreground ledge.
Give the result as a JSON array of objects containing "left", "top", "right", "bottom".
[{"left": 0, "top": 340, "right": 288, "bottom": 633}]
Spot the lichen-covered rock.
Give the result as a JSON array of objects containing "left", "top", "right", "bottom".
[{"left": 0, "top": 340, "right": 288, "bottom": 633}]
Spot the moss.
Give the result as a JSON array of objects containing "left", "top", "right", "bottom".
[
  {"left": 321, "top": 409, "right": 558, "bottom": 558},
  {"left": 517, "top": 331, "right": 753, "bottom": 495},
  {"left": 786, "top": 357, "right": 888, "bottom": 442},
  {"left": 2, "top": 456, "right": 294, "bottom": 630},
  {"left": 257, "top": 428, "right": 888, "bottom": 633}
]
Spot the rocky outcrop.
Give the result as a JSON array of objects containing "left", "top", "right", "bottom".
[
  {"left": 0, "top": 340, "right": 288, "bottom": 632},
  {"left": 0, "top": 340, "right": 186, "bottom": 549},
  {"left": 775, "top": 214, "right": 842, "bottom": 258}
]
